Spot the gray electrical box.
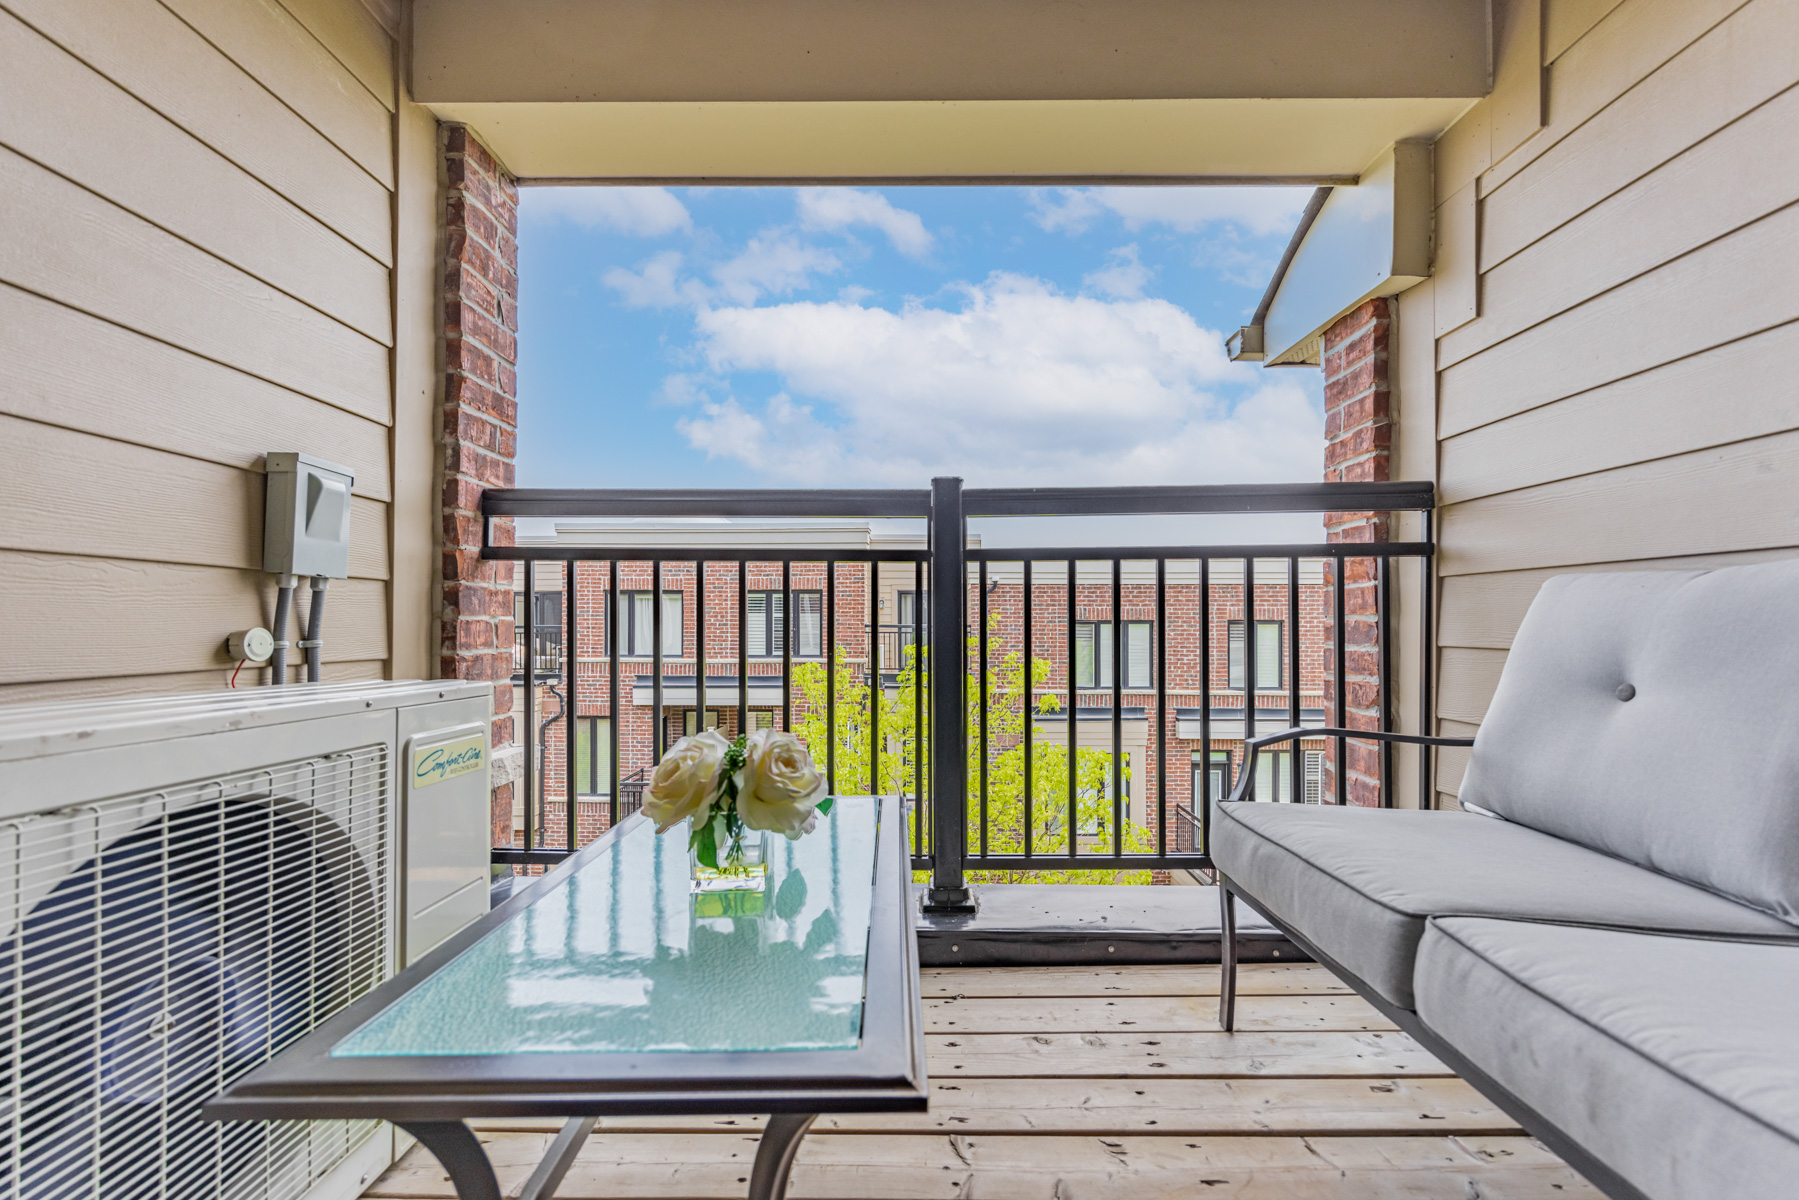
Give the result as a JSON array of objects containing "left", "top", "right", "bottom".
[{"left": 264, "top": 452, "right": 355, "bottom": 578}]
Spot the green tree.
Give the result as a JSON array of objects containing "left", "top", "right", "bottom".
[{"left": 791, "top": 616, "right": 1157, "bottom": 885}]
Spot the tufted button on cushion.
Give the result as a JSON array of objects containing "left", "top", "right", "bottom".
[{"left": 1616, "top": 683, "right": 1636, "bottom": 701}]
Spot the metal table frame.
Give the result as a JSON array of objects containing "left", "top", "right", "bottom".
[{"left": 204, "top": 796, "right": 926, "bottom": 1200}]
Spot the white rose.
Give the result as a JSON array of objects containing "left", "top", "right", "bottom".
[
  {"left": 643, "top": 730, "right": 728, "bottom": 833},
  {"left": 734, "top": 729, "right": 826, "bottom": 838}
]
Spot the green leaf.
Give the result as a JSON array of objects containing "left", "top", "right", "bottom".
[
  {"left": 692, "top": 816, "right": 719, "bottom": 869},
  {"left": 816, "top": 795, "right": 835, "bottom": 816}
]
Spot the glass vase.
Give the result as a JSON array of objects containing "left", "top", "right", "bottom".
[{"left": 690, "top": 828, "right": 770, "bottom": 894}]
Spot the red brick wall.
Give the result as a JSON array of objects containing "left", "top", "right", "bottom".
[
  {"left": 1321, "top": 299, "right": 1392, "bottom": 807},
  {"left": 438, "top": 126, "right": 520, "bottom": 846}
]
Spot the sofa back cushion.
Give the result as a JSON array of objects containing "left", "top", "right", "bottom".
[{"left": 1459, "top": 558, "right": 1799, "bottom": 924}]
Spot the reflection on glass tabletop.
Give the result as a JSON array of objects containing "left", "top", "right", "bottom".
[{"left": 333, "top": 798, "right": 877, "bottom": 1057}]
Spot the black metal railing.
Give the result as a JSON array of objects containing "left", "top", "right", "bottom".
[{"left": 481, "top": 479, "right": 1436, "bottom": 907}]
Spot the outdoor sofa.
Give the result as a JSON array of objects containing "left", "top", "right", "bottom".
[{"left": 1211, "top": 558, "right": 1799, "bottom": 1200}]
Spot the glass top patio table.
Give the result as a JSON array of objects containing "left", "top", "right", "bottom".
[{"left": 334, "top": 799, "right": 878, "bottom": 1058}]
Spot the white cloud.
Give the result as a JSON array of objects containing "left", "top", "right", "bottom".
[
  {"left": 602, "top": 250, "right": 698, "bottom": 308},
  {"left": 1083, "top": 245, "right": 1154, "bottom": 299},
  {"left": 674, "top": 273, "right": 1320, "bottom": 487},
  {"left": 796, "top": 189, "right": 935, "bottom": 258},
  {"left": 1031, "top": 186, "right": 1311, "bottom": 237},
  {"left": 524, "top": 187, "right": 692, "bottom": 236},
  {"left": 710, "top": 235, "right": 843, "bottom": 305}
]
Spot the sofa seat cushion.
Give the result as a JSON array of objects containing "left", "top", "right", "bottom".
[
  {"left": 1211, "top": 801, "right": 1796, "bottom": 1009},
  {"left": 1416, "top": 917, "right": 1799, "bottom": 1200}
]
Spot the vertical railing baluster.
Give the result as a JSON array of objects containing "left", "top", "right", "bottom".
[
  {"left": 1334, "top": 551, "right": 1346, "bottom": 806},
  {"left": 697, "top": 561, "right": 707, "bottom": 744},
  {"left": 522, "top": 558, "right": 535, "bottom": 854},
  {"left": 1420, "top": 512, "right": 1436, "bottom": 810},
  {"left": 1024, "top": 558, "right": 1034, "bottom": 860},
  {"left": 1288, "top": 556, "right": 1301, "bottom": 804},
  {"left": 1155, "top": 557, "right": 1166, "bottom": 859},
  {"left": 782, "top": 559, "right": 793, "bottom": 733},
  {"left": 978, "top": 556, "right": 988, "bottom": 860},
  {"left": 1200, "top": 558, "right": 1212, "bottom": 855},
  {"left": 924, "top": 477, "right": 970, "bottom": 909},
  {"left": 913, "top": 558, "right": 925, "bottom": 851},
  {"left": 871, "top": 561, "right": 881, "bottom": 803},
  {"left": 565, "top": 562, "right": 578, "bottom": 851},
  {"left": 1066, "top": 557, "right": 1077, "bottom": 858},
  {"left": 1244, "top": 556, "right": 1256, "bottom": 797},
  {"left": 652, "top": 559, "right": 665, "bottom": 762},
  {"left": 609, "top": 560, "right": 619, "bottom": 827},
  {"left": 1379, "top": 556, "right": 1394, "bottom": 808},
  {"left": 826, "top": 559, "right": 836, "bottom": 794},
  {"left": 1111, "top": 557, "right": 1123, "bottom": 858},
  {"left": 738, "top": 561, "right": 749, "bottom": 742}
]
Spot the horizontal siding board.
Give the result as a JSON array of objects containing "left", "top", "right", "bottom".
[
  {"left": 1433, "top": 719, "right": 1479, "bottom": 798},
  {"left": 1440, "top": 430, "right": 1799, "bottom": 578},
  {"left": 1438, "top": 648, "right": 1508, "bottom": 726},
  {"left": 1480, "top": 0, "right": 1751, "bottom": 197},
  {"left": 0, "top": 147, "right": 391, "bottom": 423},
  {"left": 0, "top": 415, "right": 389, "bottom": 579},
  {"left": 0, "top": 285, "right": 391, "bottom": 501},
  {"left": 0, "top": 659, "right": 386, "bottom": 705},
  {"left": 1545, "top": 0, "right": 1629, "bottom": 63},
  {"left": 0, "top": 551, "right": 389, "bottom": 684},
  {"left": 1483, "top": 0, "right": 1795, "bottom": 270},
  {"left": 0, "top": 12, "right": 391, "bottom": 343},
  {"left": 1438, "top": 201, "right": 1799, "bottom": 438},
  {"left": 1446, "top": 83, "right": 1799, "bottom": 369},
  {"left": 1437, "top": 547, "right": 1799, "bottom": 650},
  {"left": 1440, "top": 320, "right": 1799, "bottom": 503},
  {"left": 2, "top": 0, "right": 391, "bottom": 261},
  {"left": 275, "top": 0, "right": 394, "bottom": 110},
  {"left": 161, "top": 0, "right": 393, "bottom": 186}
]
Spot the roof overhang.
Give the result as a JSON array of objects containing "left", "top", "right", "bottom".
[{"left": 411, "top": 0, "right": 1487, "bottom": 182}]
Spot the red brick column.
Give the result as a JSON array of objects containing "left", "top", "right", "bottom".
[
  {"left": 439, "top": 126, "right": 520, "bottom": 846},
  {"left": 1321, "top": 300, "right": 1391, "bottom": 807}
]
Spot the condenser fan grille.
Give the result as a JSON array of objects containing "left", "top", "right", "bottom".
[{"left": 0, "top": 747, "right": 392, "bottom": 1200}]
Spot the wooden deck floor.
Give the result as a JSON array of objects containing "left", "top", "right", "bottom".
[{"left": 366, "top": 963, "right": 1601, "bottom": 1199}]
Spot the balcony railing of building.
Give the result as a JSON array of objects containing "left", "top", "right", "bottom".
[{"left": 481, "top": 479, "right": 1436, "bottom": 911}]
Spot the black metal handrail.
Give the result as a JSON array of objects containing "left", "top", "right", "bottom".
[{"left": 484, "top": 478, "right": 1437, "bottom": 902}]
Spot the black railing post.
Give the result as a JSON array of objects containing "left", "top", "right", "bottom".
[{"left": 924, "top": 476, "right": 974, "bottom": 912}]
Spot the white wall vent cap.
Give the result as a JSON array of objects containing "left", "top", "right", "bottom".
[{"left": 265, "top": 452, "right": 355, "bottom": 578}]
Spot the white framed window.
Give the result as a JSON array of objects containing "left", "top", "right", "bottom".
[
  {"left": 618, "top": 590, "right": 682, "bottom": 657},
  {"left": 1228, "top": 619, "right": 1283, "bottom": 690}
]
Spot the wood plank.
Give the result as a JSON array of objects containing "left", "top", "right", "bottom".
[
  {"left": 3, "top": 0, "right": 391, "bottom": 260},
  {"left": 1479, "top": 0, "right": 1749, "bottom": 197},
  {"left": 1482, "top": 0, "right": 1796, "bottom": 270},
  {"left": 371, "top": 1132, "right": 1594, "bottom": 1199},
  {"left": 1437, "top": 648, "right": 1508, "bottom": 727},
  {"left": 1441, "top": 429, "right": 1799, "bottom": 577},
  {"left": 0, "top": 658, "right": 386, "bottom": 704},
  {"left": 920, "top": 963, "right": 1349, "bottom": 998},
  {"left": 0, "top": 550, "right": 388, "bottom": 684},
  {"left": 0, "top": 13, "right": 390, "bottom": 341},
  {"left": 1447, "top": 83, "right": 1799, "bottom": 370},
  {"left": 1438, "top": 545, "right": 1799, "bottom": 650},
  {"left": 1441, "top": 321, "right": 1799, "bottom": 504},
  {"left": 1433, "top": 720, "right": 1479, "bottom": 799},
  {"left": 924, "top": 993, "right": 1392, "bottom": 1034},
  {"left": 160, "top": 0, "right": 393, "bottom": 185},
  {"left": 1546, "top": 0, "right": 1628, "bottom": 63},
  {"left": 276, "top": 0, "right": 395, "bottom": 108},
  {"left": 0, "top": 415, "right": 388, "bottom": 578},
  {"left": 0, "top": 146, "right": 390, "bottom": 423},
  {"left": 0, "top": 285, "right": 391, "bottom": 500},
  {"left": 479, "top": 1076, "right": 1515, "bottom": 1137},
  {"left": 926, "top": 1030, "right": 1446, "bottom": 1078},
  {"left": 1438, "top": 201, "right": 1799, "bottom": 439}
]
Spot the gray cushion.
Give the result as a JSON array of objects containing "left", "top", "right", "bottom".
[
  {"left": 1210, "top": 801, "right": 1797, "bottom": 1009},
  {"left": 1416, "top": 917, "right": 1799, "bottom": 1200},
  {"left": 1460, "top": 558, "right": 1799, "bottom": 922}
]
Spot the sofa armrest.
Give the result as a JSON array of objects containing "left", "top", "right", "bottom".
[{"left": 1224, "top": 727, "right": 1476, "bottom": 805}]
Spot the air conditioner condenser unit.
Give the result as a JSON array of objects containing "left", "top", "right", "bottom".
[{"left": 0, "top": 681, "right": 494, "bottom": 1200}]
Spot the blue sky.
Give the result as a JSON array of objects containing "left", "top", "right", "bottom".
[{"left": 515, "top": 185, "right": 1322, "bottom": 500}]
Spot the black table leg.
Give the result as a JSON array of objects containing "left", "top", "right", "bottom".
[
  {"left": 749, "top": 1112, "right": 817, "bottom": 1200},
  {"left": 397, "top": 1121, "right": 502, "bottom": 1200}
]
